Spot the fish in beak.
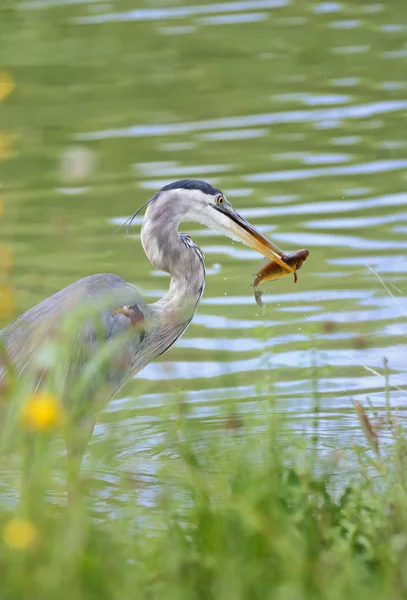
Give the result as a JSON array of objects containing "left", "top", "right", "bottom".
[{"left": 253, "top": 248, "right": 310, "bottom": 306}]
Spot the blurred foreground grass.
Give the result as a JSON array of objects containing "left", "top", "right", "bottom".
[{"left": 0, "top": 319, "right": 407, "bottom": 600}]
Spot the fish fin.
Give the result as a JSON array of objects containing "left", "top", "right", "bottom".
[{"left": 254, "top": 289, "right": 264, "bottom": 307}]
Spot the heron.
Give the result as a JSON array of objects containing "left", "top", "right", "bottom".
[{"left": 1, "top": 179, "right": 293, "bottom": 485}]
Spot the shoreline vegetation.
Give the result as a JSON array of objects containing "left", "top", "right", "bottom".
[{"left": 0, "top": 312, "right": 406, "bottom": 599}]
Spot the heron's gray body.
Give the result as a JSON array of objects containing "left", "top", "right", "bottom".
[
  {"left": 1, "top": 274, "right": 147, "bottom": 387},
  {"left": 1, "top": 260, "right": 203, "bottom": 396}
]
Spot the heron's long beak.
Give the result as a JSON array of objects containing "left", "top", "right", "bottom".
[{"left": 215, "top": 206, "right": 294, "bottom": 274}]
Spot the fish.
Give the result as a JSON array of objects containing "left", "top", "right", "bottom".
[{"left": 253, "top": 248, "right": 310, "bottom": 306}]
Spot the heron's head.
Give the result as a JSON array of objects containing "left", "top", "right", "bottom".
[{"left": 145, "top": 179, "right": 293, "bottom": 274}]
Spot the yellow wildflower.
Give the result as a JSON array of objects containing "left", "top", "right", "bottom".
[
  {"left": 0, "top": 283, "right": 15, "bottom": 319},
  {"left": 21, "top": 392, "right": 63, "bottom": 431},
  {"left": 3, "top": 518, "right": 38, "bottom": 549},
  {"left": 0, "top": 71, "right": 15, "bottom": 102}
]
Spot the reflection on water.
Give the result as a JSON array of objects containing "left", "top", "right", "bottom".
[
  {"left": 76, "top": 100, "right": 407, "bottom": 140},
  {"left": 246, "top": 159, "right": 407, "bottom": 182},
  {"left": 73, "top": 0, "right": 290, "bottom": 24},
  {"left": 2, "top": 0, "right": 407, "bottom": 486}
]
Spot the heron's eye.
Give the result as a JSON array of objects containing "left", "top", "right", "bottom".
[{"left": 216, "top": 195, "right": 225, "bottom": 206}]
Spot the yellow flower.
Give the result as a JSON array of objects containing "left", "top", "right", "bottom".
[
  {"left": 0, "top": 283, "right": 15, "bottom": 319},
  {"left": 0, "top": 71, "right": 15, "bottom": 102},
  {"left": 21, "top": 392, "right": 63, "bottom": 431},
  {"left": 3, "top": 518, "right": 38, "bottom": 549}
]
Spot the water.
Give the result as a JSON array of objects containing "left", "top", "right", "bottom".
[{"left": 1, "top": 0, "right": 407, "bottom": 483}]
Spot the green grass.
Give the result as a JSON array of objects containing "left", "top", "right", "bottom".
[{"left": 1, "top": 315, "right": 407, "bottom": 600}]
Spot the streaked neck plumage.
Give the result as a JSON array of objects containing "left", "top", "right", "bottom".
[{"left": 141, "top": 201, "right": 205, "bottom": 322}]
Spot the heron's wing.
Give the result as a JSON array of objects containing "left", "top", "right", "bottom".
[{"left": 1, "top": 273, "right": 149, "bottom": 378}]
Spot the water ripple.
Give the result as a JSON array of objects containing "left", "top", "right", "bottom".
[
  {"left": 313, "top": 2, "right": 343, "bottom": 14},
  {"left": 332, "top": 45, "right": 370, "bottom": 54},
  {"left": 198, "top": 128, "right": 268, "bottom": 140},
  {"left": 134, "top": 162, "right": 231, "bottom": 177},
  {"left": 330, "top": 19, "right": 361, "bottom": 29},
  {"left": 274, "top": 231, "right": 407, "bottom": 250},
  {"left": 197, "top": 12, "right": 268, "bottom": 24},
  {"left": 74, "top": 0, "right": 289, "bottom": 24},
  {"left": 137, "top": 344, "right": 406, "bottom": 381},
  {"left": 272, "top": 93, "right": 351, "bottom": 105},
  {"left": 305, "top": 213, "right": 407, "bottom": 229},
  {"left": 328, "top": 255, "right": 407, "bottom": 273},
  {"left": 201, "top": 289, "right": 374, "bottom": 305},
  {"left": 75, "top": 101, "right": 407, "bottom": 140},
  {"left": 245, "top": 159, "right": 407, "bottom": 183}
]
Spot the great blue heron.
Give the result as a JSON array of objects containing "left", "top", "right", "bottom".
[{"left": 1, "top": 179, "right": 293, "bottom": 484}]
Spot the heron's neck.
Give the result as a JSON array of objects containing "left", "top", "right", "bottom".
[{"left": 141, "top": 220, "right": 205, "bottom": 319}]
